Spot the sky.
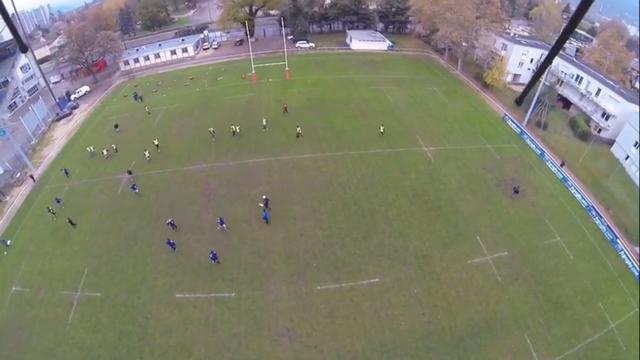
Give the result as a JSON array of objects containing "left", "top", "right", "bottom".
[{"left": 2, "top": 0, "right": 83, "bottom": 11}]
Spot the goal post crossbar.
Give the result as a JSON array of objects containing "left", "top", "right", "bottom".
[{"left": 254, "top": 62, "right": 286, "bottom": 68}]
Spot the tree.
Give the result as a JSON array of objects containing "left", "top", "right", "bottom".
[
  {"left": 220, "top": 0, "right": 282, "bottom": 39},
  {"left": 118, "top": 6, "right": 137, "bottom": 35},
  {"left": 86, "top": 5, "right": 118, "bottom": 32},
  {"left": 283, "top": 0, "right": 313, "bottom": 38},
  {"left": 56, "top": 22, "right": 123, "bottom": 82},
  {"left": 412, "top": 0, "right": 505, "bottom": 70},
  {"left": 137, "top": 0, "right": 172, "bottom": 30},
  {"left": 528, "top": 0, "right": 563, "bottom": 43},
  {"left": 502, "top": 0, "right": 530, "bottom": 18},
  {"left": 583, "top": 20, "right": 634, "bottom": 84},
  {"left": 378, "top": 0, "right": 410, "bottom": 33},
  {"left": 626, "top": 35, "right": 639, "bottom": 57},
  {"left": 560, "top": 2, "right": 571, "bottom": 18},
  {"left": 483, "top": 56, "right": 506, "bottom": 88}
]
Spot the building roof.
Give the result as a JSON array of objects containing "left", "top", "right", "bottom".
[
  {"left": 346, "top": 30, "right": 389, "bottom": 43},
  {"left": 496, "top": 33, "right": 639, "bottom": 105},
  {"left": 122, "top": 34, "right": 202, "bottom": 61}
]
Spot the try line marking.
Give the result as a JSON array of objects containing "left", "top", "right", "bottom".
[
  {"left": 316, "top": 278, "right": 380, "bottom": 290},
  {"left": 45, "top": 144, "right": 516, "bottom": 189},
  {"left": 175, "top": 293, "right": 236, "bottom": 298}
]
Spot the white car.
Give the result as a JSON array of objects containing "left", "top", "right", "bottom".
[
  {"left": 295, "top": 40, "right": 315, "bottom": 49},
  {"left": 49, "top": 74, "right": 63, "bottom": 84},
  {"left": 70, "top": 85, "right": 91, "bottom": 100}
]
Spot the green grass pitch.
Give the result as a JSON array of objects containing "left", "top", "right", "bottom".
[{"left": 0, "top": 53, "right": 638, "bottom": 359}]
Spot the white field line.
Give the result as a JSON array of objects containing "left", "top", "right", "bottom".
[
  {"left": 3, "top": 263, "right": 27, "bottom": 312},
  {"left": 45, "top": 144, "right": 517, "bottom": 189},
  {"left": 380, "top": 87, "right": 394, "bottom": 104},
  {"left": 599, "top": 303, "right": 626, "bottom": 351},
  {"left": 60, "top": 291, "right": 101, "bottom": 296},
  {"left": 175, "top": 293, "right": 236, "bottom": 298},
  {"left": 118, "top": 161, "right": 136, "bottom": 194},
  {"left": 316, "top": 278, "right": 380, "bottom": 290},
  {"left": 429, "top": 87, "right": 450, "bottom": 105},
  {"left": 475, "top": 236, "right": 503, "bottom": 282},
  {"left": 153, "top": 109, "right": 167, "bottom": 127},
  {"left": 66, "top": 267, "right": 88, "bottom": 327},
  {"left": 416, "top": 136, "right": 434, "bottom": 162},
  {"left": 479, "top": 135, "right": 500, "bottom": 159},
  {"left": 467, "top": 251, "right": 509, "bottom": 264},
  {"left": 554, "top": 308, "right": 637, "bottom": 360},
  {"left": 544, "top": 219, "right": 574, "bottom": 260},
  {"left": 222, "top": 93, "right": 254, "bottom": 100},
  {"left": 524, "top": 334, "right": 539, "bottom": 360},
  {"left": 512, "top": 144, "right": 638, "bottom": 309}
]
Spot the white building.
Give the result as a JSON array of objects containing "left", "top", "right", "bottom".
[
  {"left": 611, "top": 117, "right": 640, "bottom": 186},
  {"left": 120, "top": 35, "right": 202, "bottom": 71},
  {"left": 0, "top": 41, "right": 45, "bottom": 118},
  {"left": 486, "top": 33, "right": 640, "bottom": 140},
  {"left": 17, "top": 6, "right": 50, "bottom": 35},
  {"left": 346, "top": 30, "right": 392, "bottom": 51}
]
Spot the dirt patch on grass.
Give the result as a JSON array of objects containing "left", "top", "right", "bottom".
[{"left": 274, "top": 326, "right": 296, "bottom": 346}]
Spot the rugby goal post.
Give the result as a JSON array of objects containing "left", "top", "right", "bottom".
[{"left": 245, "top": 18, "right": 290, "bottom": 84}]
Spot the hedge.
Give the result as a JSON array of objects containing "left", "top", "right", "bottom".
[{"left": 569, "top": 116, "right": 592, "bottom": 142}]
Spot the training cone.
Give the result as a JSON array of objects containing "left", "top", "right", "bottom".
[
  {"left": 285, "top": 68, "right": 291, "bottom": 80},
  {"left": 252, "top": 72, "right": 257, "bottom": 84},
  {"left": 241, "top": 73, "right": 246, "bottom": 80}
]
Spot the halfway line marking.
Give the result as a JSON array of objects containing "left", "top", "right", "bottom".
[
  {"left": 118, "top": 161, "right": 136, "bottom": 194},
  {"left": 479, "top": 135, "right": 500, "bottom": 159},
  {"left": 316, "top": 278, "right": 380, "bottom": 290}
]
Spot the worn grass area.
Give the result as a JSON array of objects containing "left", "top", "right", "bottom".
[{"left": 0, "top": 53, "right": 637, "bottom": 359}]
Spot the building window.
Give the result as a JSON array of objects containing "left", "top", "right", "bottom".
[
  {"left": 600, "top": 111, "right": 611, "bottom": 122},
  {"left": 517, "top": 61, "right": 524, "bottom": 69},
  {"left": 133, "top": 58, "right": 140, "bottom": 64},
  {"left": 123, "top": 60, "right": 130, "bottom": 66},
  {"left": 596, "top": 128, "right": 602, "bottom": 134},
  {"left": 625, "top": 155, "right": 630, "bottom": 161},
  {"left": 143, "top": 55, "right": 150, "bottom": 61},
  {"left": 529, "top": 58, "right": 534, "bottom": 64},
  {"left": 633, "top": 141, "right": 639, "bottom": 150},
  {"left": 0, "top": 78, "right": 9, "bottom": 90},
  {"left": 7, "top": 101, "right": 18, "bottom": 113},
  {"left": 520, "top": 51, "right": 528, "bottom": 60},
  {"left": 500, "top": 43, "right": 508, "bottom": 52},
  {"left": 21, "top": 74, "right": 35, "bottom": 85},
  {"left": 27, "top": 84, "right": 38, "bottom": 97},
  {"left": 574, "top": 74, "right": 584, "bottom": 86},
  {"left": 19, "top": 63, "right": 32, "bottom": 74},
  {"left": 181, "top": 47, "right": 188, "bottom": 54},
  {"left": 154, "top": 53, "right": 161, "bottom": 59},
  {"left": 170, "top": 49, "right": 177, "bottom": 56},
  {"left": 595, "top": 87, "right": 601, "bottom": 97}
]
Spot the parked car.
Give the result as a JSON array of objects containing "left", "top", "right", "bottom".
[
  {"left": 53, "top": 109, "right": 73, "bottom": 122},
  {"left": 70, "top": 85, "right": 91, "bottom": 101},
  {"left": 211, "top": 40, "right": 221, "bottom": 49},
  {"left": 234, "top": 38, "right": 245, "bottom": 46},
  {"left": 65, "top": 101, "right": 79, "bottom": 111},
  {"left": 49, "top": 74, "right": 63, "bottom": 84},
  {"left": 295, "top": 40, "right": 316, "bottom": 49},
  {"left": 202, "top": 42, "right": 211, "bottom": 50}
]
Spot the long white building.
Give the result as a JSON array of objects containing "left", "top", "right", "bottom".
[
  {"left": 120, "top": 35, "right": 202, "bottom": 71},
  {"left": 484, "top": 32, "right": 640, "bottom": 141},
  {"left": 611, "top": 117, "right": 640, "bottom": 186}
]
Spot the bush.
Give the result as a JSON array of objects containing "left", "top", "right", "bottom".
[{"left": 569, "top": 116, "right": 592, "bottom": 142}]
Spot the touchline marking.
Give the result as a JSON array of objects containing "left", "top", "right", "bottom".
[
  {"left": 416, "top": 136, "right": 434, "bottom": 162},
  {"left": 45, "top": 144, "right": 516, "bottom": 189},
  {"left": 544, "top": 219, "right": 573, "bottom": 260},
  {"left": 467, "top": 252, "right": 509, "bottom": 264},
  {"left": 153, "top": 109, "right": 166, "bottom": 126},
  {"left": 553, "top": 308, "right": 637, "bottom": 360},
  {"left": 60, "top": 291, "right": 101, "bottom": 296},
  {"left": 175, "top": 293, "right": 236, "bottom": 298},
  {"left": 479, "top": 135, "right": 500, "bottom": 159},
  {"left": 316, "top": 278, "right": 380, "bottom": 290},
  {"left": 524, "top": 334, "right": 539, "bottom": 360},
  {"left": 470, "top": 236, "right": 506, "bottom": 282},
  {"left": 117, "top": 161, "right": 136, "bottom": 194},
  {"left": 599, "top": 303, "right": 626, "bottom": 351}
]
